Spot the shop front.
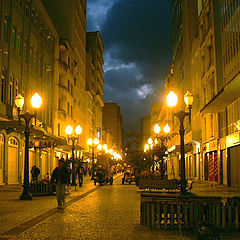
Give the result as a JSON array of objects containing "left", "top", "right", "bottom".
[
  {"left": 226, "top": 132, "right": 240, "bottom": 187},
  {"left": 203, "top": 139, "right": 219, "bottom": 183}
]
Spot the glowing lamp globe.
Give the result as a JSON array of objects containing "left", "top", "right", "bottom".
[
  {"left": 184, "top": 91, "right": 193, "bottom": 107},
  {"left": 97, "top": 144, "right": 102, "bottom": 150},
  {"left": 103, "top": 144, "right": 107, "bottom": 150},
  {"left": 75, "top": 125, "right": 82, "bottom": 135},
  {"left": 166, "top": 91, "right": 178, "bottom": 107},
  {"left": 31, "top": 93, "right": 42, "bottom": 109},
  {"left": 15, "top": 94, "right": 24, "bottom": 109},
  {"left": 65, "top": 125, "right": 73, "bottom": 135},
  {"left": 163, "top": 124, "right": 170, "bottom": 133},
  {"left": 94, "top": 138, "right": 99, "bottom": 145},
  {"left": 154, "top": 124, "right": 161, "bottom": 134},
  {"left": 148, "top": 138, "right": 153, "bottom": 145},
  {"left": 87, "top": 138, "right": 93, "bottom": 145}
]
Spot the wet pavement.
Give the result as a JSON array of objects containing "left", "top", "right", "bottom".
[{"left": 0, "top": 176, "right": 240, "bottom": 239}]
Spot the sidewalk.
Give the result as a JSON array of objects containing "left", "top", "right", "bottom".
[
  {"left": 1, "top": 177, "right": 240, "bottom": 239},
  {"left": 0, "top": 173, "right": 123, "bottom": 237},
  {"left": 191, "top": 180, "right": 240, "bottom": 198},
  {"left": 0, "top": 175, "right": 95, "bottom": 236}
]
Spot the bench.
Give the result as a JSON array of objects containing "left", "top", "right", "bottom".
[
  {"left": 139, "top": 179, "right": 179, "bottom": 191},
  {"left": 139, "top": 179, "right": 194, "bottom": 192}
]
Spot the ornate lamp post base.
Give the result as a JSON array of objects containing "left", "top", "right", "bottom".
[{"left": 20, "top": 193, "right": 32, "bottom": 200}]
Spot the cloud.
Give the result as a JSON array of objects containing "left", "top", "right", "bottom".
[
  {"left": 87, "top": 0, "right": 116, "bottom": 31},
  {"left": 87, "top": 0, "right": 172, "bottom": 131}
]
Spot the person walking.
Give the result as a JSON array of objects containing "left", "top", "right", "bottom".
[
  {"left": 51, "top": 158, "right": 69, "bottom": 209},
  {"left": 76, "top": 163, "right": 85, "bottom": 187}
]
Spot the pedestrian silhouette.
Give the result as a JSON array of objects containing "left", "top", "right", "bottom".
[{"left": 51, "top": 158, "right": 69, "bottom": 209}]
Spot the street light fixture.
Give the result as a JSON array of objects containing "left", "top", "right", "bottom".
[
  {"left": 65, "top": 124, "right": 82, "bottom": 187},
  {"left": 15, "top": 93, "right": 42, "bottom": 200},
  {"left": 166, "top": 90, "right": 193, "bottom": 194},
  {"left": 87, "top": 137, "right": 100, "bottom": 179}
]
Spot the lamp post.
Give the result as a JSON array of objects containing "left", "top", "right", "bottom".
[
  {"left": 166, "top": 90, "right": 193, "bottom": 195},
  {"left": 66, "top": 125, "right": 82, "bottom": 187},
  {"left": 15, "top": 93, "right": 42, "bottom": 200},
  {"left": 87, "top": 137, "right": 99, "bottom": 180},
  {"left": 153, "top": 123, "right": 170, "bottom": 177}
]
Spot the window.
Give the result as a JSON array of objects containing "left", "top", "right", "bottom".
[
  {"left": 12, "top": 25, "right": 17, "bottom": 49},
  {"left": 15, "top": 79, "right": 18, "bottom": 97},
  {"left": 71, "top": 84, "right": 73, "bottom": 95},
  {"left": 58, "top": 99, "right": 61, "bottom": 110},
  {"left": 1, "top": 68, "right": 6, "bottom": 103},
  {"left": 211, "top": 114, "right": 214, "bottom": 137},
  {"left": 17, "top": 32, "right": 21, "bottom": 54},
  {"left": 68, "top": 80, "right": 70, "bottom": 91},
  {"left": 23, "top": 41, "right": 27, "bottom": 61},
  {"left": 3, "top": 16, "right": 8, "bottom": 42},
  {"left": 71, "top": 105, "right": 73, "bottom": 117},
  {"left": 9, "top": 74, "right": 14, "bottom": 105},
  {"left": 59, "top": 50, "right": 62, "bottom": 61},
  {"left": 67, "top": 102, "right": 70, "bottom": 114},
  {"left": 57, "top": 123, "right": 61, "bottom": 136}
]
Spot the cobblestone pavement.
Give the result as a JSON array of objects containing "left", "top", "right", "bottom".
[{"left": 0, "top": 176, "right": 240, "bottom": 239}]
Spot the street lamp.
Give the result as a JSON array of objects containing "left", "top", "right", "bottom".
[
  {"left": 66, "top": 124, "right": 82, "bottom": 187},
  {"left": 87, "top": 137, "right": 99, "bottom": 179},
  {"left": 153, "top": 123, "right": 170, "bottom": 177},
  {"left": 15, "top": 93, "right": 42, "bottom": 200},
  {"left": 166, "top": 90, "right": 193, "bottom": 194}
]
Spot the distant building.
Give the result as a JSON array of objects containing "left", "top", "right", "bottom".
[{"left": 102, "top": 103, "right": 123, "bottom": 151}]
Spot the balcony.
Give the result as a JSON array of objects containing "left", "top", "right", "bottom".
[{"left": 200, "top": 73, "right": 240, "bottom": 113}]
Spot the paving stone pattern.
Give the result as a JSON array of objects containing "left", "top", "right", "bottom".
[{"left": 0, "top": 176, "right": 240, "bottom": 239}]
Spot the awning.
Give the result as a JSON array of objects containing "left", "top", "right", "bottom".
[
  {"left": 200, "top": 73, "right": 240, "bottom": 113},
  {"left": 167, "top": 144, "right": 193, "bottom": 154},
  {"left": 0, "top": 120, "right": 67, "bottom": 148}
]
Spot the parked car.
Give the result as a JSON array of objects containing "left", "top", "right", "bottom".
[
  {"left": 122, "top": 165, "right": 135, "bottom": 184},
  {"left": 94, "top": 155, "right": 113, "bottom": 186}
]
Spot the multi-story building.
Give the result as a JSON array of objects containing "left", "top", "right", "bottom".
[
  {"left": 161, "top": 0, "right": 199, "bottom": 181},
  {"left": 86, "top": 31, "right": 104, "bottom": 140},
  {"left": 0, "top": 0, "right": 60, "bottom": 184},
  {"left": 42, "top": 0, "right": 87, "bottom": 157},
  {"left": 157, "top": 0, "right": 240, "bottom": 187},
  {"left": 102, "top": 103, "right": 123, "bottom": 152},
  {"left": 0, "top": 0, "right": 106, "bottom": 186},
  {"left": 200, "top": 0, "right": 240, "bottom": 187}
]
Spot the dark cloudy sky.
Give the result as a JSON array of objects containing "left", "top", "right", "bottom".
[{"left": 87, "top": 0, "right": 172, "bottom": 132}]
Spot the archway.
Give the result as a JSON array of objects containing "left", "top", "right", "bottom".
[{"left": 8, "top": 137, "right": 19, "bottom": 184}]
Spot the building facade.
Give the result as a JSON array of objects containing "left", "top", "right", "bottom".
[
  {"left": 42, "top": 0, "right": 87, "bottom": 159},
  {"left": 155, "top": 0, "right": 240, "bottom": 187},
  {"left": 102, "top": 103, "right": 123, "bottom": 152},
  {"left": 0, "top": 0, "right": 60, "bottom": 184},
  {"left": 0, "top": 0, "right": 107, "bottom": 185},
  {"left": 86, "top": 31, "right": 104, "bottom": 140}
]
